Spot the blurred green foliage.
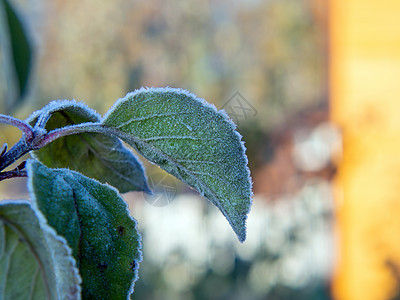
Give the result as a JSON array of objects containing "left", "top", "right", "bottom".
[{"left": 0, "top": 0, "right": 32, "bottom": 114}]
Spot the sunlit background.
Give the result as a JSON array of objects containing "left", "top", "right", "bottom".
[{"left": 1, "top": 0, "right": 400, "bottom": 299}]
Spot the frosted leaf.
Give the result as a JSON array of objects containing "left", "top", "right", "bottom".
[
  {"left": 102, "top": 87, "right": 252, "bottom": 241},
  {"left": 28, "top": 100, "right": 150, "bottom": 193},
  {"left": 0, "top": 200, "right": 81, "bottom": 300},
  {"left": 28, "top": 159, "right": 142, "bottom": 299}
]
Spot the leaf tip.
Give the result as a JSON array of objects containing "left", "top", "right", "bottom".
[
  {"left": 236, "top": 228, "right": 247, "bottom": 243},
  {"left": 232, "top": 210, "right": 251, "bottom": 243}
]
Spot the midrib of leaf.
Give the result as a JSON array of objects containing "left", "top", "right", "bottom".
[
  {"left": 101, "top": 87, "right": 251, "bottom": 241},
  {"left": 38, "top": 118, "right": 241, "bottom": 230},
  {"left": 106, "top": 127, "right": 236, "bottom": 218},
  {"left": 0, "top": 218, "right": 51, "bottom": 300},
  {"left": 68, "top": 176, "right": 119, "bottom": 267},
  {"left": 72, "top": 125, "right": 234, "bottom": 211},
  {"left": 70, "top": 189, "right": 83, "bottom": 265}
]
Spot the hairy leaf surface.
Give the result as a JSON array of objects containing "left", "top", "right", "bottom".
[
  {"left": 0, "top": 201, "right": 81, "bottom": 300},
  {"left": 28, "top": 101, "right": 150, "bottom": 193},
  {"left": 102, "top": 87, "right": 252, "bottom": 241},
  {"left": 28, "top": 159, "right": 142, "bottom": 299}
]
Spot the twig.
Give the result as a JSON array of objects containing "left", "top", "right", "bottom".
[
  {"left": 36, "top": 122, "right": 105, "bottom": 148},
  {"left": 0, "top": 114, "right": 34, "bottom": 140},
  {"left": 0, "top": 138, "right": 31, "bottom": 171},
  {"left": 0, "top": 161, "right": 28, "bottom": 182}
]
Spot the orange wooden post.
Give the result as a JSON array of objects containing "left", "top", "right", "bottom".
[{"left": 330, "top": 0, "right": 400, "bottom": 299}]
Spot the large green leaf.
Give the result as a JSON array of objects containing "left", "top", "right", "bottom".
[
  {"left": 0, "top": 201, "right": 81, "bottom": 300},
  {"left": 0, "top": 0, "right": 32, "bottom": 112},
  {"left": 28, "top": 100, "right": 150, "bottom": 193},
  {"left": 102, "top": 87, "right": 252, "bottom": 242},
  {"left": 27, "top": 159, "right": 142, "bottom": 299}
]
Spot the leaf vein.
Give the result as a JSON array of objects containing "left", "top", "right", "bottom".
[
  {"left": 115, "top": 112, "right": 193, "bottom": 129},
  {"left": 133, "top": 139, "right": 234, "bottom": 209},
  {"left": 3, "top": 235, "right": 19, "bottom": 299},
  {"left": 175, "top": 159, "right": 215, "bottom": 165},
  {"left": 141, "top": 135, "right": 199, "bottom": 142},
  {"left": 191, "top": 171, "right": 231, "bottom": 186}
]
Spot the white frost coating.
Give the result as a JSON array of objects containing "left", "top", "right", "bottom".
[
  {"left": 114, "top": 111, "right": 194, "bottom": 129},
  {"left": 103, "top": 87, "right": 219, "bottom": 121},
  {"left": 27, "top": 159, "right": 145, "bottom": 264},
  {"left": 26, "top": 100, "right": 150, "bottom": 194},
  {"left": 26, "top": 165, "right": 83, "bottom": 299},
  {"left": 26, "top": 99, "right": 101, "bottom": 126},
  {"left": 216, "top": 107, "right": 253, "bottom": 209},
  {"left": 1, "top": 199, "right": 82, "bottom": 299},
  {"left": 102, "top": 86, "right": 253, "bottom": 241},
  {"left": 35, "top": 209, "right": 83, "bottom": 299},
  {"left": 63, "top": 168, "right": 144, "bottom": 298},
  {"left": 27, "top": 159, "right": 143, "bottom": 298},
  {"left": 65, "top": 168, "right": 144, "bottom": 298}
]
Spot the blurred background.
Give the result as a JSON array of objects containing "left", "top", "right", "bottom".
[{"left": 1, "top": 0, "right": 400, "bottom": 299}]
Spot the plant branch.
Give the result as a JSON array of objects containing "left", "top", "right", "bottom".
[
  {"left": 0, "top": 114, "right": 34, "bottom": 140},
  {"left": 35, "top": 123, "right": 106, "bottom": 148},
  {"left": 0, "top": 122, "right": 115, "bottom": 172},
  {"left": 0, "top": 170, "right": 27, "bottom": 181},
  {"left": 0, "top": 138, "right": 31, "bottom": 171},
  {"left": 0, "top": 161, "right": 27, "bottom": 182}
]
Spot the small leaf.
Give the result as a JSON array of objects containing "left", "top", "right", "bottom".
[
  {"left": 0, "top": 200, "right": 81, "bottom": 300},
  {"left": 28, "top": 159, "right": 142, "bottom": 299},
  {"left": 28, "top": 100, "right": 150, "bottom": 193},
  {"left": 102, "top": 87, "right": 252, "bottom": 241},
  {"left": 0, "top": 0, "right": 32, "bottom": 112}
]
